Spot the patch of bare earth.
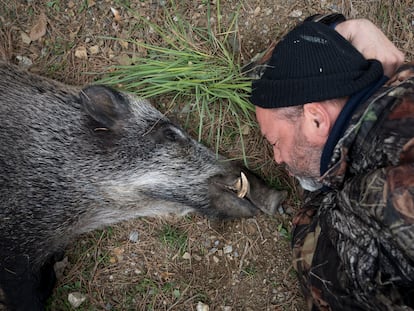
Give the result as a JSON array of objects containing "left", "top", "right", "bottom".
[{"left": 1, "top": 0, "right": 412, "bottom": 310}]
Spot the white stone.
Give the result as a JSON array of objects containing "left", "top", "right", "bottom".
[{"left": 68, "top": 292, "right": 87, "bottom": 308}]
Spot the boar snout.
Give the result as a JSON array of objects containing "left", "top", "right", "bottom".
[{"left": 208, "top": 169, "right": 287, "bottom": 219}]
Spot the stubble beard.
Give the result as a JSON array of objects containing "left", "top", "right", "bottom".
[{"left": 286, "top": 130, "right": 324, "bottom": 192}]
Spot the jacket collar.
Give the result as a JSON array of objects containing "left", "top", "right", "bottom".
[{"left": 319, "top": 76, "right": 388, "bottom": 190}]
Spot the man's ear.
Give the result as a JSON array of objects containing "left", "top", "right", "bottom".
[{"left": 302, "top": 103, "right": 331, "bottom": 145}]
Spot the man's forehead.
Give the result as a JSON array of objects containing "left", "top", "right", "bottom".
[{"left": 255, "top": 107, "right": 282, "bottom": 140}]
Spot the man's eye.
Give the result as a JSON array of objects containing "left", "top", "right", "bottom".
[{"left": 271, "top": 140, "right": 279, "bottom": 147}]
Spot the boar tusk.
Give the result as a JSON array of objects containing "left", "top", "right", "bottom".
[{"left": 237, "top": 172, "right": 250, "bottom": 198}]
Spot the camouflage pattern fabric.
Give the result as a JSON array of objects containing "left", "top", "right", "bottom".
[{"left": 292, "top": 64, "right": 414, "bottom": 311}]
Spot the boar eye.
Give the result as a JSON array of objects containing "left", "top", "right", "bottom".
[
  {"left": 152, "top": 123, "right": 187, "bottom": 144},
  {"left": 163, "top": 127, "right": 180, "bottom": 142}
]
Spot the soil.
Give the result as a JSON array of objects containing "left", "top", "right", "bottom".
[{"left": 1, "top": 0, "right": 413, "bottom": 310}]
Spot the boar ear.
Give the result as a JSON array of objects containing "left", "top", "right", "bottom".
[{"left": 79, "top": 85, "right": 131, "bottom": 130}]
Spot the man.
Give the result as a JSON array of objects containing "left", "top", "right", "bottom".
[{"left": 249, "top": 16, "right": 414, "bottom": 310}]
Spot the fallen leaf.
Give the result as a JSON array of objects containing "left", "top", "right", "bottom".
[
  {"left": 88, "top": 45, "right": 100, "bottom": 55},
  {"left": 67, "top": 1, "right": 75, "bottom": 9},
  {"left": 159, "top": 271, "right": 175, "bottom": 281},
  {"left": 241, "top": 124, "right": 250, "bottom": 135},
  {"left": 87, "top": 0, "right": 96, "bottom": 8},
  {"left": 114, "top": 54, "right": 132, "bottom": 66},
  {"left": 21, "top": 32, "right": 31, "bottom": 45},
  {"left": 110, "top": 7, "right": 122, "bottom": 22},
  {"left": 29, "top": 12, "right": 47, "bottom": 41},
  {"left": 119, "top": 39, "right": 128, "bottom": 49},
  {"left": 111, "top": 247, "right": 125, "bottom": 262},
  {"left": 74, "top": 46, "right": 88, "bottom": 59}
]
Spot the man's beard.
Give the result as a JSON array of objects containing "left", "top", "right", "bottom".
[
  {"left": 286, "top": 128, "right": 324, "bottom": 192},
  {"left": 295, "top": 176, "right": 323, "bottom": 191}
]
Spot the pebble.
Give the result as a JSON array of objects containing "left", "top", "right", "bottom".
[
  {"left": 289, "top": 9, "right": 303, "bottom": 18},
  {"left": 196, "top": 301, "right": 209, "bottom": 311},
  {"left": 15, "top": 55, "right": 33, "bottom": 67},
  {"left": 68, "top": 292, "right": 87, "bottom": 308},
  {"left": 223, "top": 245, "right": 233, "bottom": 254},
  {"left": 128, "top": 231, "right": 139, "bottom": 243}
]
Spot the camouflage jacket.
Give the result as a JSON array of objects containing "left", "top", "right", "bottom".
[{"left": 292, "top": 64, "right": 414, "bottom": 310}]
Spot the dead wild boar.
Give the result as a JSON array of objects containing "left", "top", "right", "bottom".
[{"left": 0, "top": 62, "right": 286, "bottom": 310}]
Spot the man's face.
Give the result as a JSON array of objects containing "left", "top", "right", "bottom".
[{"left": 256, "top": 106, "right": 324, "bottom": 190}]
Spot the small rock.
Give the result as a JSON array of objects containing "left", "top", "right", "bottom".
[
  {"left": 223, "top": 245, "right": 233, "bottom": 254},
  {"left": 182, "top": 252, "right": 191, "bottom": 260},
  {"left": 213, "top": 256, "right": 219, "bottom": 263},
  {"left": 68, "top": 292, "right": 86, "bottom": 308},
  {"left": 15, "top": 55, "right": 32, "bottom": 68},
  {"left": 289, "top": 10, "right": 302, "bottom": 18},
  {"left": 196, "top": 301, "right": 209, "bottom": 311},
  {"left": 128, "top": 230, "right": 139, "bottom": 243},
  {"left": 54, "top": 256, "right": 69, "bottom": 279}
]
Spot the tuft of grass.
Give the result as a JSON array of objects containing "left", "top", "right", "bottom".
[
  {"left": 159, "top": 224, "right": 188, "bottom": 255},
  {"left": 97, "top": 0, "right": 255, "bottom": 163},
  {"left": 277, "top": 223, "right": 291, "bottom": 241},
  {"left": 241, "top": 265, "right": 257, "bottom": 277}
]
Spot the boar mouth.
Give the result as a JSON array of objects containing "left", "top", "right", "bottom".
[{"left": 230, "top": 172, "right": 250, "bottom": 199}]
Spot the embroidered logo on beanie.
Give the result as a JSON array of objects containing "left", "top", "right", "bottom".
[{"left": 250, "top": 21, "right": 384, "bottom": 108}]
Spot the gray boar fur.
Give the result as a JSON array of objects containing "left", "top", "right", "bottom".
[{"left": 0, "top": 62, "right": 286, "bottom": 310}]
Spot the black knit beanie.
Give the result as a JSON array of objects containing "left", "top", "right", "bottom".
[{"left": 250, "top": 21, "right": 384, "bottom": 108}]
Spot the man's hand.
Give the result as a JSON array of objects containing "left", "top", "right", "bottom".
[{"left": 335, "top": 19, "right": 405, "bottom": 77}]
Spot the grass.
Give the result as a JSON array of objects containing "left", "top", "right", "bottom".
[
  {"left": 159, "top": 224, "right": 188, "bottom": 256},
  {"left": 97, "top": 0, "right": 255, "bottom": 163}
]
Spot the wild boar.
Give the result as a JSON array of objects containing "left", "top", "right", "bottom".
[{"left": 0, "top": 62, "right": 286, "bottom": 310}]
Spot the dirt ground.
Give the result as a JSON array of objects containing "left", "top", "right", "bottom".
[{"left": 1, "top": 0, "right": 413, "bottom": 310}]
